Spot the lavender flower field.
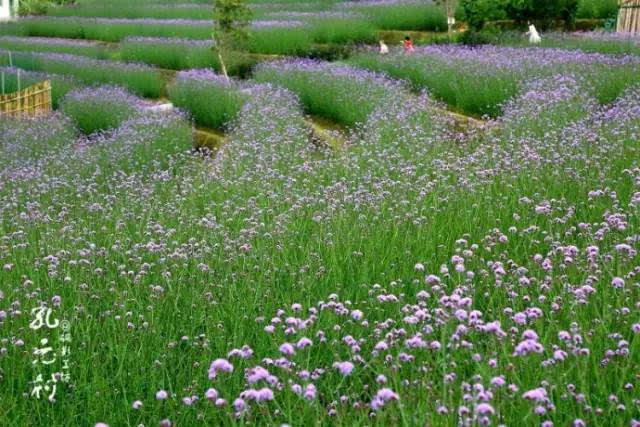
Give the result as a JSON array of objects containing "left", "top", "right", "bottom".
[
  {"left": 495, "top": 31, "right": 640, "bottom": 57},
  {"left": 1, "top": 1, "right": 640, "bottom": 426},
  {"left": 0, "top": 50, "right": 166, "bottom": 97},
  {"left": 351, "top": 45, "right": 640, "bottom": 117}
]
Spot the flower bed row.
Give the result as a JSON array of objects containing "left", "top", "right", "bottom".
[
  {"left": 351, "top": 45, "right": 640, "bottom": 117},
  {"left": 0, "top": 16, "right": 376, "bottom": 55},
  {"left": 0, "top": 50, "right": 166, "bottom": 98}
]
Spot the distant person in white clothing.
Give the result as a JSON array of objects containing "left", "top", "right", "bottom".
[
  {"left": 379, "top": 40, "right": 389, "bottom": 54},
  {"left": 526, "top": 22, "right": 541, "bottom": 44}
]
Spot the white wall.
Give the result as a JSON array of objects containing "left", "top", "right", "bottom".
[
  {"left": 0, "top": 0, "right": 10, "bottom": 21},
  {"left": 0, "top": 0, "right": 18, "bottom": 20}
]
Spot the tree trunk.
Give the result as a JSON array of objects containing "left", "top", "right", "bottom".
[{"left": 217, "top": 51, "right": 229, "bottom": 80}]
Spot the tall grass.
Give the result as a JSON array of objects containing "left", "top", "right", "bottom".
[
  {"left": 0, "top": 50, "right": 166, "bottom": 98},
  {"left": 249, "top": 19, "right": 375, "bottom": 54},
  {"left": 121, "top": 37, "right": 215, "bottom": 70},
  {"left": 351, "top": 46, "right": 640, "bottom": 117},
  {"left": 341, "top": 1, "right": 447, "bottom": 31},
  {"left": 120, "top": 37, "right": 259, "bottom": 75},
  {"left": 496, "top": 31, "right": 640, "bottom": 57},
  {"left": 246, "top": 26, "right": 313, "bottom": 55},
  {"left": 168, "top": 69, "right": 248, "bottom": 129},
  {"left": 0, "top": 36, "right": 112, "bottom": 59},
  {"left": 350, "top": 51, "right": 517, "bottom": 117},
  {"left": 0, "top": 113, "right": 76, "bottom": 162},
  {"left": 251, "top": 1, "right": 337, "bottom": 18},
  {"left": 0, "top": 17, "right": 212, "bottom": 42},
  {"left": 60, "top": 85, "right": 141, "bottom": 135},
  {"left": 46, "top": 2, "right": 332, "bottom": 19},
  {"left": 47, "top": 4, "right": 212, "bottom": 19},
  {"left": 1, "top": 42, "right": 640, "bottom": 427},
  {"left": 308, "top": 17, "right": 377, "bottom": 45},
  {"left": 0, "top": 16, "right": 380, "bottom": 54},
  {"left": 253, "top": 59, "right": 411, "bottom": 127},
  {"left": 576, "top": 0, "right": 618, "bottom": 19}
]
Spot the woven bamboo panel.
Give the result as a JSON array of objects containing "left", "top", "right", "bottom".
[
  {"left": 618, "top": 0, "right": 640, "bottom": 33},
  {"left": 0, "top": 80, "right": 52, "bottom": 117}
]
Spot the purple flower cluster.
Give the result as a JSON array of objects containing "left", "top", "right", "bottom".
[
  {"left": 257, "top": 58, "right": 405, "bottom": 90},
  {"left": 563, "top": 30, "right": 640, "bottom": 44},
  {"left": 339, "top": 0, "right": 433, "bottom": 7},
  {"left": 499, "top": 74, "right": 597, "bottom": 127},
  {"left": 409, "top": 44, "right": 640, "bottom": 69},
  {"left": 1, "top": 50, "right": 156, "bottom": 72},
  {"left": 2, "top": 42, "right": 640, "bottom": 427},
  {"left": 20, "top": 16, "right": 213, "bottom": 27},
  {"left": 174, "top": 68, "right": 235, "bottom": 87},
  {"left": 0, "top": 35, "right": 100, "bottom": 47},
  {"left": 265, "top": 11, "right": 362, "bottom": 20},
  {"left": 251, "top": 19, "right": 307, "bottom": 29},
  {"left": 63, "top": 85, "right": 145, "bottom": 110},
  {"left": 123, "top": 36, "right": 211, "bottom": 47}
]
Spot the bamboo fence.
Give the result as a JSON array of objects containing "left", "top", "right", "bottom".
[
  {"left": 0, "top": 80, "right": 52, "bottom": 116},
  {"left": 618, "top": 0, "right": 640, "bottom": 34}
]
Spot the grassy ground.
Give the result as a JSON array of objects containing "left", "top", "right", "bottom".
[
  {"left": 1, "top": 75, "right": 639, "bottom": 425},
  {"left": 0, "top": 3, "right": 639, "bottom": 426}
]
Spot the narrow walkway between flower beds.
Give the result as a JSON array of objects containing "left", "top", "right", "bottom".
[
  {"left": 430, "top": 105, "right": 486, "bottom": 133},
  {"left": 306, "top": 115, "right": 348, "bottom": 150},
  {"left": 3, "top": 52, "right": 486, "bottom": 146},
  {"left": 191, "top": 118, "right": 349, "bottom": 152},
  {"left": 141, "top": 98, "right": 349, "bottom": 152}
]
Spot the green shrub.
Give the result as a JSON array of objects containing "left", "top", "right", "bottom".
[
  {"left": 120, "top": 37, "right": 258, "bottom": 74},
  {"left": 459, "top": 30, "right": 495, "bottom": 46},
  {"left": 576, "top": 0, "right": 618, "bottom": 20},
  {"left": 168, "top": 69, "right": 247, "bottom": 129},
  {"left": 308, "top": 18, "right": 376, "bottom": 45},
  {"left": 19, "top": 1, "right": 48, "bottom": 16},
  {"left": 0, "top": 36, "right": 111, "bottom": 59},
  {"left": 0, "top": 17, "right": 212, "bottom": 42},
  {"left": 505, "top": 0, "right": 580, "bottom": 26},
  {"left": 357, "top": 2, "right": 447, "bottom": 31},
  {"left": 60, "top": 86, "right": 139, "bottom": 135},
  {"left": 350, "top": 51, "right": 517, "bottom": 117},
  {"left": 457, "top": 0, "right": 507, "bottom": 31},
  {"left": 253, "top": 60, "right": 406, "bottom": 127},
  {"left": 46, "top": 4, "right": 211, "bottom": 19},
  {"left": 121, "top": 38, "right": 213, "bottom": 70},
  {"left": 246, "top": 27, "right": 313, "bottom": 55}
]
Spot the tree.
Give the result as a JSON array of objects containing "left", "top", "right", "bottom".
[
  {"left": 435, "top": 0, "right": 459, "bottom": 37},
  {"left": 18, "top": 0, "right": 74, "bottom": 16},
  {"left": 457, "top": 0, "right": 506, "bottom": 31},
  {"left": 505, "top": 0, "right": 579, "bottom": 27},
  {"left": 212, "top": 0, "right": 252, "bottom": 80}
]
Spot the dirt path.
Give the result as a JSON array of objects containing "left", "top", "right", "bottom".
[
  {"left": 194, "top": 126, "right": 225, "bottom": 151},
  {"left": 305, "top": 115, "right": 348, "bottom": 149},
  {"left": 432, "top": 106, "right": 487, "bottom": 133},
  {"left": 144, "top": 98, "right": 483, "bottom": 152}
]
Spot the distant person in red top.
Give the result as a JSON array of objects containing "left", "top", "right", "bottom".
[{"left": 403, "top": 35, "right": 415, "bottom": 53}]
